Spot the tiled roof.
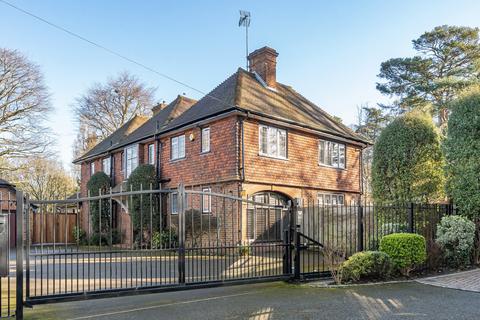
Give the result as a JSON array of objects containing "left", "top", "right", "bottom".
[
  {"left": 162, "top": 68, "right": 366, "bottom": 143},
  {"left": 116, "top": 95, "right": 197, "bottom": 148},
  {"left": 74, "top": 115, "right": 148, "bottom": 163},
  {"left": 75, "top": 68, "right": 368, "bottom": 164}
]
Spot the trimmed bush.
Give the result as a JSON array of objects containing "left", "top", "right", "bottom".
[
  {"left": 87, "top": 172, "right": 112, "bottom": 240},
  {"left": 445, "top": 86, "right": 480, "bottom": 221},
  {"left": 372, "top": 111, "right": 445, "bottom": 203},
  {"left": 436, "top": 216, "right": 475, "bottom": 267},
  {"left": 339, "top": 251, "right": 392, "bottom": 283},
  {"left": 126, "top": 164, "right": 159, "bottom": 246},
  {"left": 379, "top": 233, "right": 426, "bottom": 276},
  {"left": 152, "top": 228, "right": 178, "bottom": 249}
]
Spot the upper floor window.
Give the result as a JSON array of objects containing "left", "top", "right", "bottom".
[
  {"left": 125, "top": 145, "right": 138, "bottom": 178},
  {"left": 102, "top": 157, "right": 111, "bottom": 175},
  {"left": 201, "top": 127, "right": 210, "bottom": 153},
  {"left": 171, "top": 135, "right": 185, "bottom": 160},
  {"left": 148, "top": 144, "right": 155, "bottom": 165},
  {"left": 90, "top": 162, "right": 95, "bottom": 176},
  {"left": 259, "top": 125, "right": 287, "bottom": 159},
  {"left": 202, "top": 187, "right": 211, "bottom": 213},
  {"left": 318, "top": 140, "right": 345, "bottom": 169},
  {"left": 318, "top": 193, "right": 345, "bottom": 206}
]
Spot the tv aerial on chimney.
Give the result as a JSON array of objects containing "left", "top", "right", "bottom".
[{"left": 238, "top": 10, "right": 251, "bottom": 70}]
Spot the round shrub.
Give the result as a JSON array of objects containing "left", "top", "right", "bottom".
[
  {"left": 436, "top": 215, "right": 475, "bottom": 267},
  {"left": 379, "top": 233, "right": 426, "bottom": 276},
  {"left": 339, "top": 251, "right": 392, "bottom": 283}
]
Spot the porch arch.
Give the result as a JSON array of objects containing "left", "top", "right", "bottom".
[{"left": 245, "top": 191, "right": 291, "bottom": 242}]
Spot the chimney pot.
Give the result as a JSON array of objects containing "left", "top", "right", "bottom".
[
  {"left": 248, "top": 46, "right": 279, "bottom": 88},
  {"left": 152, "top": 101, "right": 168, "bottom": 115}
]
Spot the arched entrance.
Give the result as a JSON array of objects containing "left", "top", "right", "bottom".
[{"left": 246, "top": 191, "right": 291, "bottom": 242}]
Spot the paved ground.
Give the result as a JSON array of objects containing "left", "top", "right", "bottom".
[
  {"left": 416, "top": 268, "right": 480, "bottom": 292},
  {"left": 24, "top": 280, "right": 480, "bottom": 320}
]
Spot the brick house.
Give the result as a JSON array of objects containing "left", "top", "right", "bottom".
[{"left": 73, "top": 46, "right": 369, "bottom": 244}]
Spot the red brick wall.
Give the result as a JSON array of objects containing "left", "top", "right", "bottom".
[
  {"left": 161, "top": 116, "right": 240, "bottom": 189},
  {"left": 242, "top": 119, "right": 361, "bottom": 194}
]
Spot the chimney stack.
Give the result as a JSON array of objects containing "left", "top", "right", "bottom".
[
  {"left": 152, "top": 100, "right": 168, "bottom": 115},
  {"left": 248, "top": 46, "right": 279, "bottom": 88}
]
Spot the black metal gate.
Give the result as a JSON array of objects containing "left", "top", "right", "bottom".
[
  {"left": 0, "top": 191, "right": 24, "bottom": 319},
  {"left": 3, "top": 187, "right": 454, "bottom": 318},
  {"left": 23, "top": 186, "right": 292, "bottom": 305}
]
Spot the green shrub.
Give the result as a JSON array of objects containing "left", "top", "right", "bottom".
[
  {"left": 339, "top": 251, "right": 392, "bottom": 283},
  {"left": 444, "top": 87, "right": 480, "bottom": 221},
  {"left": 72, "top": 226, "right": 87, "bottom": 245},
  {"left": 372, "top": 111, "right": 445, "bottom": 203},
  {"left": 152, "top": 228, "right": 178, "bottom": 249},
  {"left": 87, "top": 172, "right": 112, "bottom": 239},
  {"left": 90, "top": 229, "right": 122, "bottom": 246},
  {"left": 436, "top": 216, "right": 475, "bottom": 267},
  {"left": 126, "top": 164, "right": 160, "bottom": 244},
  {"left": 379, "top": 233, "right": 426, "bottom": 276},
  {"left": 238, "top": 245, "right": 251, "bottom": 257}
]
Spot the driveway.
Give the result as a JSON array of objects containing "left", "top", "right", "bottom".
[
  {"left": 25, "top": 281, "right": 480, "bottom": 320},
  {"left": 416, "top": 268, "right": 480, "bottom": 292}
]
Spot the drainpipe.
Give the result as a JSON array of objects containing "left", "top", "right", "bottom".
[
  {"left": 155, "top": 120, "right": 161, "bottom": 188},
  {"left": 240, "top": 116, "right": 246, "bottom": 182},
  {"left": 359, "top": 148, "right": 364, "bottom": 202},
  {"left": 109, "top": 152, "right": 114, "bottom": 187}
]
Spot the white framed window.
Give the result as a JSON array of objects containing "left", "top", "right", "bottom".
[
  {"left": 171, "top": 135, "right": 185, "bottom": 160},
  {"left": 102, "top": 157, "right": 111, "bottom": 175},
  {"left": 201, "top": 127, "right": 210, "bottom": 153},
  {"left": 171, "top": 192, "right": 178, "bottom": 215},
  {"left": 148, "top": 144, "right": 155, "bottom": 165},
  {"left": 317, "top": 193, "right": 345, "bottom": 206},
  {"left": 259, "top": 125, "right": 287, "bottom": 159},
  {"left": 318, "top": 140, "right": 346, "bottom": 169},
  {"left": 202, "top": 187, "right": 211, "bottom": 213},
  {"left": 125, "top": 145, "right": 138, "bottom": 178},
  {"left": 90, "top": 162, "right": 95, "bottom": 176}
]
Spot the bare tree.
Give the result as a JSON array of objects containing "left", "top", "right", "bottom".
[
  {"left": 0, "top": 48, "right": 52, "bottom": 167},
  {"left": 15, "top": 156, "right": 77, "bottom": 201},
  {"left": 74, "top": 71, "right": 155, "bottom": 140}
]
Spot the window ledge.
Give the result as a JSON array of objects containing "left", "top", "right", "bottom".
[
  {"left": 200, "top": 151, "right": 211, "bottom": 155},
  {"left": 258, "top": 153, "right": 288, "bottom": 161},
  {"left": 170, "top": 157, "right": 186, "bottom": 163},
  {"left": 318, "top": 163, "right": 347, "bottom": 171}
]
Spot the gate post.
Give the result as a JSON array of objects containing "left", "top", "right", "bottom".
[
  {"left": 16, "top": 191, "right": 24, "bottom": 320},
  {"left": 177, "top": 184, "right": 186, "bottom": 285},
  {"left": 408, "top": 203, "right": 415, "bottom": 233},
  {"left": 293, "top": 198, "right": 302, "bottom": 280},
  {"left": 283, "top": 200, "right": 293, "bottom": 276},
  {"left": 357, "top": 204, "right": 364, "bottom": 252}
]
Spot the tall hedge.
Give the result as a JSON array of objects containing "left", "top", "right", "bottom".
[
  {"left": 444, "top": 87, "right": 480, "bottom": 220},
  {"left": 372, "top": 111, "right": 445, "bottom": 203},
  {"left": 87, "top": 172, "right": 111, "bottom": 240},
  {"left": 126, "top": 164, "right": 159, "bottom": 246}
]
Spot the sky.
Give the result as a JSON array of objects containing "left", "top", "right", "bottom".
[{"left": 1, "top": 0, "right": 480, "bottom": 170}]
